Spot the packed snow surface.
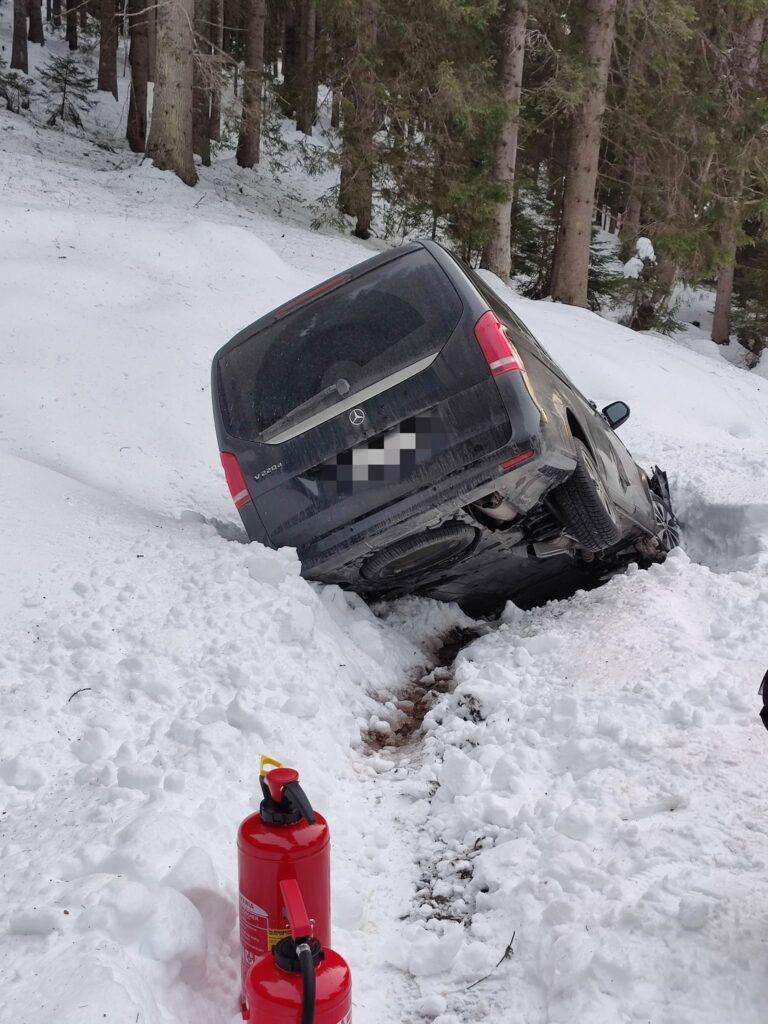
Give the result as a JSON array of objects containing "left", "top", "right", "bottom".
[{"left": 3, "top": 61, "right": 768, "bottom": 1024}]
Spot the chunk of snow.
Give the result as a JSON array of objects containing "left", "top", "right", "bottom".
[
  {"left": 439, "top": 747, "right": 485, "bottom": 797},
  {"left": 0, "top": 756, "right": 45, "bottom": 791},
  {"left": 678, "top": 896, "right": 710, "bottom": 930},
  {"left": 416, "top": 994, "right": 447, "bottom": 1018},
  {"left": 636, "top": 236, "right": 655, "bottom": 261},
  {"left": 405, "top": 922, "right": 464, "bottom": 977}
]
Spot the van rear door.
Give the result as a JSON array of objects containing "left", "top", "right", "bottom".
[{"left": 215, "top": 248, "right": 512, "bottom": 549}]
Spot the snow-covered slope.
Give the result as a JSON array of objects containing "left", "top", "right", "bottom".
[{"left": 2, "top": 87, "right": 768, "bottom": 1024}]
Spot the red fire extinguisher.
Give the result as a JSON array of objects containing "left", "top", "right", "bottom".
[
  {"left": 245, "top": 878, "right": 352, "bottom": 1024},
  {"left": 238, "top": 757, "right": 331, "bottom": 1006}
]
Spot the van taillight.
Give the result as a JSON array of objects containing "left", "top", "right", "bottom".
[
  {"left": 220, "top": 452, "right": 252, "bottom": 509},
  {"left": 474, "top": 311, "right": 523, "bottom": 376}
]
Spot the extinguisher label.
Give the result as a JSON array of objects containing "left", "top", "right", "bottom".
[
  {"left": 267, "top": 926, "right": 292, "bottom": 948},
  {"left": 239, "top": 893, "right": 269, "bottom": 957}
]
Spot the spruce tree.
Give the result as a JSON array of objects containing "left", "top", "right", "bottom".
[{"left": 39, "top": 52, "right": 95, "bottom": 126}]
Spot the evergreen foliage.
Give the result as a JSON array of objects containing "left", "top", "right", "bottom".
[
  {"left": 8, "top": 0, "right": 768, "bottom": 363},
  {"left": 39, "top": 53, "right": 95, "bottom": 127},
  {"left": 0, "top": 59, "right": 34, "bottom": 113},
  {"left": 732, "top": 233, "right": 768, "bottom": 366}
]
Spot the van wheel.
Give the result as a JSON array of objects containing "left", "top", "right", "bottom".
[
  {"left": 549, "top": 441, "right": 622, "bottom": 553},
  {"left": 649, "top": 466, "right": 680, "bottom": 555},
  {"left": 361, "top": 524, "right": 478, "bottom": 582}
]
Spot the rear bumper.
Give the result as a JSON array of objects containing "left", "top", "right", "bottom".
[{"left": 298, "top": 443, "right": 576, "bottom": 583}]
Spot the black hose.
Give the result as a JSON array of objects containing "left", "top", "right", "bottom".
[{"left": 296, "top": 941, "right": 316, "bottom": 1024}]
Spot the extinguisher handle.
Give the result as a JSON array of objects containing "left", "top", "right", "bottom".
[
  {"left": 280, "top": 878, "right": 312, "bottom": 940},
  {"left": 283, "top": 781, "right": 316, "bottom": 825}
]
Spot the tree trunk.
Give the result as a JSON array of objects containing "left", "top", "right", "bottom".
[
  {"left": 330, "top": 87, "right": 340, "bottom": 128},
  {"left": 550, "top": 0, "right": 618, "bottom": 307},
  {"left": 52, "top": 0, "right": 61, "bottom": 28},
  {"left": 236, "top": 0, "right": 266, "bottom": 167},
  {"left": 28, "top": 0, "right": 45, "bottom": 43},
  {"left": 208, "top": 0, "right": 223, "bottom": 141},
  {"left": 281, "top": 0, "right": 300, "bottom": 116},
  {"left": 480, "top": 0, "right": 528, "bottom": 279},
  {"left": 126, "top": 0, "right": 148, "bottom": 151},
  {"left": 710, "top": 12, "right": 765, "bottom": 346},
  {"left": 193, "top": 0, "right": 212, "bottom": 166},
  {"left": 147, "top": 0, "right": 198, "bottom": 186},
  {"left": 295, "top": 0, "right": 316, "bottom": 134},
  {"left": 12, "top": 0, "right": 29, "bottom": 71},
  {"left": 80, "top": 0, "right": 88, "bottom": 27},
  {"left": 223, "top": 0, "right": 240, "bottom": 51},
  {"left": 712, "top": 211, "right": 738, "bottom": 345},
  {"left": 97, "top": 0, "right": 118, "bottom": 98},
  {"left": 264, "top": 0, "right": 281, "bottom": 73},
  {"left": 147, "top": 0, "right": 156, "bottom": 81},
  {"left": 339, "top": 0, "right": 378, "bottom": 238},
  {"left": 66, "top": 0, "right": 78, "bottom": 47},
  {"left": 619, "top": 154, "right": 644, "bottom": 252}
]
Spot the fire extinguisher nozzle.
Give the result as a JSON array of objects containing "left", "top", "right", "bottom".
[
  {"left": 297, "top": 941, "right": 317, "bottom": 1024},
  {"left": 284, "top": 781, "right": 316, "bottom": 825}
]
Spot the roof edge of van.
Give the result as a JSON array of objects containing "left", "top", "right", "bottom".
[{"left": 213, "top": 241, "right": 429, "bottom": 363}]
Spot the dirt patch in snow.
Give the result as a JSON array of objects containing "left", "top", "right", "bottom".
[{"left": 364, "top": 626, "right": 483, "bottom": 751}]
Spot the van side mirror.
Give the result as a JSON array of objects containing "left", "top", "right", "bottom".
[{"left": 602, "top": 401, "right": 630, "bottom": 430}]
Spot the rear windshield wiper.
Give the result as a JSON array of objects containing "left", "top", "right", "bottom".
[{"left": 261, "top": 378, "right": 351, "bottom": 442}]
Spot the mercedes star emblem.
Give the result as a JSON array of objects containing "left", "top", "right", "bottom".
[{"left": 349, "top": 408, "right": 365, "bottom": 426}]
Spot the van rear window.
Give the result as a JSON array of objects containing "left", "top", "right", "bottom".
[{"left": 217, "top": 249, "right": 463, "bottom": 442}]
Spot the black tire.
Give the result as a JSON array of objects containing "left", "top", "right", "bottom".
[
  {"left": 549, "top": 441, "right": 622, "bottom": 553},
  {"left": 361, "top": 523, "right": 478, "bottom": 582},
  {"left": 649, "top": 466, "right": 680, "bottom": 555}
]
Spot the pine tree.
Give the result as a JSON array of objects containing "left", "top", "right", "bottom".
[{"left": 40, "top": 52, "right": 95, "bottom": 126}]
